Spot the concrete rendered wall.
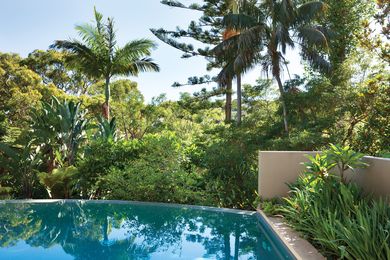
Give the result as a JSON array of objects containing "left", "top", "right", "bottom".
[{"left": 258, "top": 151, "right": 390, "bottom": 199}]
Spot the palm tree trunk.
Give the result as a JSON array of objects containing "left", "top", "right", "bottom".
[
  {"left": 102, "top": 216, "right": 109, "bottom": 244},
  {"left": 223, "top": 232, "right": 231, "bottom": 260},
  {"left": 236, "top": 74, "right": 242, "bottom": 124},
  {"left": 225, "top": 79, "right": 232, "bottom": 123},
  {"left": 270, "top": 46, "right": 289, "bottom": 135},
  {"left": 103, "top": 76, "right": 110, "bottom": 119},
  {"left": 275, "top": 74, "right": 289, "bottom": 135},
  {"left": 234, "top": 225, "right": 240, "bottom": 260}
]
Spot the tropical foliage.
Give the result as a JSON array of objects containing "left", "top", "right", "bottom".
[
  {"left": 281, "top": 145, "right": 390, "bottom": 259},
  {"left": 0, "top": 2, "right": 388, "bottom": 213},
  {"left": 51, "top": 8, "right": 159, "bottom": 119}
]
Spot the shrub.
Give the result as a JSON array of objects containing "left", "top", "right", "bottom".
[
  {"left": 77, "top": 139, "right": 141, "bottom": 198},
  {"left": 38, "top": 166, "right": 78, "bottom": 199},
  {"left": 201, "top": 126, "right": 258, "bottom": 209},
  {"left": 79, "top": 132, "right": 212, "bottom": 204},
  {"left": 101, "top": 164, "right": 210, "bottom": 205},
  {"left": 0, "top": 185, "right": 12, "bottom": 199}
]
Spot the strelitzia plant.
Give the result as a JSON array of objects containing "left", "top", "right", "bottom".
[{"left": 96, "top": 116, "right": 117, "bottom": 142}]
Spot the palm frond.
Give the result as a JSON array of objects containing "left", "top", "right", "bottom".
[
  {"left": 297, "top": 26, "right": 328, "bottom": 48},
  {"left": 131, "top": 58, "right": 160, "bottom": 74},
  {"left": 51, "top": 40, "right": 103, "bottom": 77},
  {"left": 222, "top": 13, "right": 257, "bottom": 31},
  {"left": 213, "top": 24, "right": 264, "bottom": 57},
  {"left": 301, "top": 46, "right": 331, "bottom": 73},
  {"left": 275, "top": 23, "right": 294, "bottom": 53},
  {"left": 296, "top": 1, "right": 326, "bottom": 25},
  {"left": 0, "top": 142, "right": 19, "bottom": 161},
  {"left": 113, "top": 57, "right": 160, "bottom": 77},
  {"left": 278, "top": 0, "right": 295, "bottom": 25},
  {"left": 115, "top": 39, "right": 157, "bottom": 61},
  {"left": 105, "top": 17, "right": 117, "bottom": 57},
  {"left": 75, "top": 23, "right": 103, "bottom": 47},
  {"left": 94, "top": 7, "right": 104, "bottom": 34}
]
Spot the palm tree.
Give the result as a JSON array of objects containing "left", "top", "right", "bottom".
[
  {"left": 224, "top": 0, "right": 247, "bottom": 125},
  {"left": 219, "top": 0, "right": 247, "bottom": 124},
  {"left": 215, "top": 0, "right": 330, "bottom": 134},
  {"left": 51, "top": 8, "right": 160, "bottom": 119}
]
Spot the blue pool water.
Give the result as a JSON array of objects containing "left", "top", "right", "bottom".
[{"left": 0, "top": 201, "right": 294, "bottom": 259}]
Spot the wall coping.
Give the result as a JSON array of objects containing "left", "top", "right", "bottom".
[
  {"left": 260, "top": 151, "right": 319, "bottom": 153},
  {"left": 364, "top": 155, "right": 390, "bottom": 161},
  {"left": 260, "top": 151, "right": 390, "bottom": 161}
]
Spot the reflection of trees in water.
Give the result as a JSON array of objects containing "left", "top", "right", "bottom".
[{"left": 0, "top": 202, "right": 280, "bottom": 259}]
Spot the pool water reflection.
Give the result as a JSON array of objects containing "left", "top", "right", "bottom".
[{"left": 0, "top": 201, "right": 294, "bottom": 259}]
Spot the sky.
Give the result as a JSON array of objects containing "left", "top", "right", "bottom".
[{"left": 0, "top": 0, "right": 303, "bottom": 102}]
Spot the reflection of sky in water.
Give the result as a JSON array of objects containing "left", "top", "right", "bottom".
[
  {"left": 0, "top": 241, "right": 72, "bottom": 260},
  {"left": 0, "top": 202, "right": 294, "bottom": 259},
  {"left": 106, "top": 220, "right": 216, "bottom": 259}
]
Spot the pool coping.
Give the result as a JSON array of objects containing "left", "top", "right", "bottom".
[{"left": 257, "top": 209, "right": 325, "bottom": 260}]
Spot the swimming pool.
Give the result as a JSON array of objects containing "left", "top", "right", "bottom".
[{"left": 0, "top": 200, "right": 295, "bottom": 259}]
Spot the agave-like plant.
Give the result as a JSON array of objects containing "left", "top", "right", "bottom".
[{"left": 214, "top": 0, "right": 330, "bottom": 134}]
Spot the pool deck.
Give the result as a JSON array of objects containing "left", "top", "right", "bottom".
[{"left": 257, "top": 210, "right": 325, "bottom": 260}]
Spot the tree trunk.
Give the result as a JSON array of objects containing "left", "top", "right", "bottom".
[
  {"left": 102, "top": 217, "right": 109, "bottom": 245},
  {"left": 271, "top": 47, "right": 289, "bottom": 135},
  {"left": 234, "top": 225, "right": 240, "bottom": 260},
  {"left": 102, "top": 76, "right": 110, "bottom": 119},
  {"left": 236, "top": 74, "right": 242, "bottom": 124},
  {"left": 223, "top": 232, "right": 231, "bottom": 260},
  {"left": 275, "top": 74, "right": 289, "bottom": 135},
  {"left": 47, "top": 147, "right": 55, "bottom": 173},
  {"left": 225, "top": 79, "right": 232, "bottom": 123},
  {"left": 121, "top": 113, "right": 129, "bottom": 140}
]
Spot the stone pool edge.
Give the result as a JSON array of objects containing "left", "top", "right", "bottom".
[{"left": 257, "top": 209, "right": 325, "bottom": 260}]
